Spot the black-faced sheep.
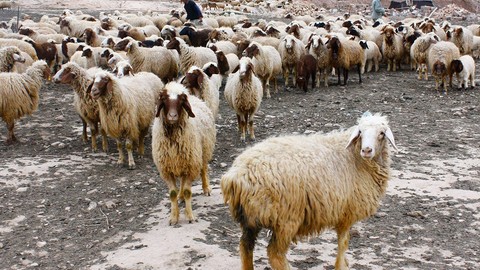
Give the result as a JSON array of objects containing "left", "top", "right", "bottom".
[
  {"left": 0, "top": 61, "right": 50, "bottom": 144},
  {"left": 179, "top": 25, "right": 212, "bottom": 47},
  {"left": 114, "top": 37, "right": 178, "bottom": 83},
  {"left": 326, "top": 36, "right": 364, "bottom": 85},
  {"left": 53, "top": 62, "right": 108, "bottom": 152},
  {"left": 152, "top": 82, "right": 216, "bottom": 225},
  {"left": 450, "top": 55, "right": 476, "bottom": 90},
  {"left": 88, "top": 70, "right": 164, "bottom": 169},
  {"left": 428, "top": 41, "right": 460, "bottom": 93},
  {"left": 224, "top": 57, "right": 263, "bottom": 142},
  {"left": 296, "top": 54, "right": 317, "bottom": 92},
  {"left": 221, "top": 112, "right": 397, "bottom": 270}
]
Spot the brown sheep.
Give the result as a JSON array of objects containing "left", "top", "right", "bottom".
[
  {"left": 296, "top": 54, "right": 317, "bottom": 92},
  {"left": 326, "top": 36, "right": 364, "bottom": 85}
]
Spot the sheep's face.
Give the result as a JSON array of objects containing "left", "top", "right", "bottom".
[
  {"left": 208, "top": 44, "right": 218, "bottom": 52},
  {"left": 215, "top": 51, "right": 229, "bottom": 75},
  {"left": 382, "top": 27, "right": 395, "bottom": 44},
  {"left": 101, "top": 18, "right": 112, "bottom": 30},
  {"left": 326, "top": 37, "right": 340, "bottom": 60},
  {"left": 432, "top": 60, "right": 446, "bottom": 76},
  {"left": 450, "top": 60, "right": 463, "bottom": 75},
  {"left": 346, "top": 115, "right": 397, "bottom": 160},
  {"left": 346, "top": 26, "right": 360, "bottom": 38},
  {"left": 89, "top": 75, "right": 111, "bottom": 100},
  {"left": 252, "top": 29, "right": 266, "bottom": 37},
  {"left": 18, "top": 28, "right": 34, "bottom": 36},
  {"left": 53, "top": 65, "right": 75, "bottom": 84},
  {"left": 203, "top": 63, "right": 220, "bottom": 77},
  {"left": 421, "top": 23, "right": 435, "bottom": 34},
  {"left": 454, "top": 27, "right": 463, "bottom": 37},
  {"left": 238, "top": 58, "right": 254, "bottom": 79},
  {"left": 59, "top": 19, "right": 71, "bottom": 32},
  {"left": 237, "top": 40, "right": 250, "bottom": 56},
  {"left": 118, "top": 29, "right": 129, "bottom": 39},
  {"left": 82, "top": 48, "right": 93, "bottom": 58},
  {"left": 83, "top": 28, "right": 94, "bottom": 42},
  {"left": 115, "top": 62, "right": 134, "bottom": 77},
  {"left": 114, "top": 39, "right": 130, "bottom": 51},
  {"left": 286, "top": 24, "right": 300, "bottom": 39},
  {"left": 284, "top": 36, "right": 295, "bottom": 52},
  {"left": 165, "top": 38, "right": 180, "bottom": 52},
  {"left": 243, "top": 44, "right": 259, "bottom": 58},
  {"left": 359, "top": 40, "right": 368, "bottom": 50},
  {"left": 100, "top": 49, "right": 111, "bottom": 58},
  {"left": 265, "top": 26, "right": 279, "bottom": 37},
  {"left": 156, "top": 90, "right": 195, "bottom": 124},
  {"left": 182, "top": 69, "right": 204, "bottom": 97}
]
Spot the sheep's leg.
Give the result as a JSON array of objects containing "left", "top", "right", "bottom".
[
  {"left": 273, "top": 77, "right": 278, "bottom": 93},
  {"left": 335, "top": 228, "right": 350, "bottom": 270},
  {"left": 182, "top": 179, "right": 196, "bottom": 223},
  {"left": 100, "top": 128, "right": 108, "bottom": 153},
  {"left": 240, "top": 226, "right": 260, "bottom": 270},
  {"left": 316, "top": 69, "right": 321, "bottom": 88},
  {"left": 424, "top": 65, "right": 428, "bottom": 81},
  {"left": 292, "top": 67, "right": 297, "bottom": 87},
  {"left": 392, "top": 59, "right": 397, "bottom": 72},
  {"left": 417, "top": 65, "right": 423, "bottom": 80},
  {"left": 337, "top": 67, "right": 342, "bottom": 85},
  {"left": 283, "top": 68, "right": 289, "bottom": 87},
  {"left": 239, "top": 114, "right": 246, "bottom": 142},
  {"left": 81, "top": 118, "right": 88, "bottom": 143},
  {"left": 126, "top": 138, "right": 136, "bottom": 170},
  {"left": 267, "top": 231, "right": 292, "bottom": 270},
  {"left": 165, "top": 177, "right": 179, "bottom": 225},
  {"left": 324, "top": 70, "right": 329, "bottom": 87},
  {"left": 138, "top": 128, "right": 149, "bottom": 157},
  {"left": 246, "top": 113, "right": 255, "bottom": 141},
  {"left": 366, "top": 60, "right": 372, "bottom": 73},
  {"left": 387, "top": 60, "right": 391, "bottom": 72},
  {"left": 116, "top": 139, "right": 125, "bottom": 166},
  {"left": 343, "top": 68, "right": 348, "bottom": 85},
  {"left": 201, "top": 159, "right": 211, "bottom": 196},
  {"left": 262, "top": 79, "right": 270, "bottom": 99},
  {"left": 357, "top": 64, "right": 362, "bottom": 84},
  {"left": 444, "top": 76, "right": 448, "bottom": 94},
  {"left": 470, "top": 74, "right": 475, "bottom": 88},
  {"left": 6, "top": 121, "right": 17, "bottom": 144},
  {"left": 265, "top": 80, "right": 272, "bottom": 98},
  {"left": 90, "top": 122, "right": 99, "bottom": 152},
  {"left": 311, "top": 71, "right": 316, "bottom": 90}
]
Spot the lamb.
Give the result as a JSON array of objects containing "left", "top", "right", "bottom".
[
  {"left": 114, "top": 37, "right": 178, "bottom": 83},
  {"left": 450, "top": 55, "right": 476, "bottom": 90},
  {"left": 358, "top": 40, "right": 382, "bottom": 73},
  {"left": 53, "top": 62, "right": 108, "bottom": 152},
  {"left": 181, "top": 66, "right": 220, "bottom": 119},
  {"left": 326, "top": 36, "right": 364, "bottom": 85},
  {"left": 151, "top": 82, "right": 216, "bottom": 225},
  {"left": 380, "top": 25, "right": 404, "bottom": 72},
  {"left": 306, "top": 34, "right": 332, "bottom": 87},
  {"left": 166, "top": 37, "right": 217, "bottom": 75},
  {"left": 69, "top": 46, "right": 97, "bottom": 69},
  {"left": 224, "top": 57, "right": 263, "bottom": 142},
  {"left": 0, "top": 61, "right": 50, "bottom": 144},
  {"left": 296, "top": 54, "right": 317, "bottom": 92},
  {"left": 242, "top": 41, "right": 282, "bottom": 99},
  {"left": 0, "top": 46, "right": 26, "bottom": 72},
  {"left": 428, "top": 41, "right": 460, "bottom": 93},
  {"left": 88, "top": 70, "right": 164, "bottom": 169},
  {"left": 410, "top": 32, "right": 440, "bottom": 80},
  {"left": 221, "top": 112, "right": 397, "bottom": 270},
  {"left": 277, "top": 34, "right": 306, "bottom": 87},
  {"left": 23, "top": 37, "right": 57, "bottom": 77}
]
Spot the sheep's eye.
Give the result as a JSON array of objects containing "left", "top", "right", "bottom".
[{"left": 380, "top": 131, "right": 385, "bottom": 138}]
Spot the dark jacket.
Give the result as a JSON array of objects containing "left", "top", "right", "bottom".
[{"left": 184, "top": 0, "right": 202, "bottom": 21}]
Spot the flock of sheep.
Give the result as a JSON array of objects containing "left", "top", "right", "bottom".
[{"left": 0, "top": 6, "right": 478, "bottom": 270}]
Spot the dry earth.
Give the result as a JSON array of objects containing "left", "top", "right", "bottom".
[{"left": 1, "top": 2, "right": 480, "bottom": 270}]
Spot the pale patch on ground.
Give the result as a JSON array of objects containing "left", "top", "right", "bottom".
[{"left": 0, "top": 215, "right": 26, "bottom": 234}]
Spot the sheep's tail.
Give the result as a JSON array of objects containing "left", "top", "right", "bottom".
[{"left": 220, "top": 167, "right": 249, "bottom": 225}]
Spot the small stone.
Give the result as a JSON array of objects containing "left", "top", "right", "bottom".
[
  {"left": 36, "top": 241, "right": 47, "bottom": 248},
  {"left": 87, "top": 201, "right": 97, "bottom": 211},
  {"left": 57, "top": 143, "right": 66, "bottom": 149},
  {"left": 220, "top": 162, "right": 228, "bottom": 168},
  {"left": 148, "top": 179, "right": 156, "bottom": 184},
  {"left": 0, "top": 242, "right": 4, "bottom": 249},
  {"left": 16, "top": 187, "right": 28, "bottom": 192}
]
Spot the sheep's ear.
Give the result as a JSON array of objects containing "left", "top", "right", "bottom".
[
  {"left": 232, "top": 65, "right": 240, "bottom": 73},
  {"left": 86, "top": 81, "right": 94, "bottom": 93},
  {"left": 345, "top": 126, "right": 360, "bottom": 149},
  {"left": 112, "top": 66, "right": 118, "bottom": 74},
  {"left": 248, "top": 63, "right": 255, "bottom": 75},
  {"left": 384, "top": 127, "right": 398, "bottom": 150},
  {"left": 181, "top": 96, "right": 195, "bottom": 118},
  {"left": 197, "top": 72, "right": 204, "bottom": 85},
  {"left": 180, "top": 76, "right": 186, "bottom": 84},
  {"left": 155, "top": 100, "right": 164, "bottom": 117}
]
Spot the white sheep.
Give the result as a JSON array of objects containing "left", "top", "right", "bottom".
[
  {"left": 88, "top": 70, "right": 164, "bottom": 169},
  {"left": 381, "top": 25, "right": 404, "bottom": 72},
  {"left": 202, "top": 62, "right": 222, "bottom": 91},
  {"left": 450, "top": 55, "right": 476, "bottom": 90},
  {"left": 221, "top": 112, "right": 397, "bottom": 270},
  {"left": 113, "top": 60, "right": 135, "bottom": 77},
  {"left": 151, "top": 82, "right": 216, "bottom": 225},
  {"left": 53, "top": 62, "right": 108, "bottom": 152},
  {"left": 0, "top": 61, "right": 50, "bottom": 144},
  {"left": 242, "top": 41, "right": 282, "bottom": 99},
  {"left": 359, "top": 40, "right": 382, "bottom": 73},
  {"left": 181, "top": 66, "right": 220, "bottom": 119},
  {"left": 114, "top": 37, "right": 178, "bottom": 83},
  {"left": 224, "top": 57, "right": 263, "bottom": 142},
  {"left": 0, "top": 38, "right": 38, "bottom": 61},
  {"left": 410, "top": 32, "right": 439, "bottom": 80},
  {"left": 428, "top": 41, "right": 460, "bottom": 93},
  {"left": 306, "top": 34, "right": 332, "bottom": 87},
  {"left": 277, "top": 34, "right": 306, "bottom": 87},
  {"left": 448, "top": 26, "right": 474, "bottom": 55},
  {"left": 166, "top": 37, "right": 218, "bottom": 75},
  {"left": 0, "top": 46, "right": 26, "bottom": 72}
]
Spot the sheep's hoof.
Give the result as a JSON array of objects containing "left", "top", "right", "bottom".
[
  {"left": 203, "top": 187, "right": 211, "bottom": 196},
  {"left": 169, "top": 218, "right": 179, "bottom": 226},
  {"left": 187, "top": 216, "right": 197, "bottom": 224},
  {"left": 128, "top": 164, "right": 136, "bottom": 170}
]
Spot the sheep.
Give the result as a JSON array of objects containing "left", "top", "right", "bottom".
[
  {"left": 181, "top": 66, "right": 220, "bottom": 119},
  {"left": 179, "top": 25, "right": 212, "bottom": 47},
  {"left": 326, "top": 36, "right": 364, "bottom": 85},
  {"left": 18, "top": 27, "right": 66, "bottom": 44},
  {"left": 113, "top": 60, "right": 135, "bottom": 77},
  {"left": 0, "top": 61, "right": 50, "bottom": 144},
  {"left": 214, "top": 50, "right": 239, "bottom": 76},
  {"left": 202, "top": 62, "right": 222, "bottom": 91},
  {"left": 277, "top": 34, "right": 306, "bottom": 87},
  {"left": 346, "top": 25, "right": 382, "bottom": 49},
  {"left": 450, "top": 55, "right": 476, "bottom": 90},
  {"left": 242, "top": 41, "right": 282, "bottom": 99},
  {"left": 472, "top": 36, "right": 480, "bottom": 59},
  {"left": 380, "top": 25, "right": 404, "bottom": 72},
  {"left": 166, "top": 37, "right": 217, "bottom": 75},
  {"left": 221, "top": 112, "right": 397, "bottom": 270},
  {"left": 69, "top": 45, "right": 97, "bottom": 69},
  {"left": 224, "top": 57, "right": 263, "bottom": 142},
  {"left": 82, "top": 27, "right": 105, "bottom": 47},
  {"left": 428, "top": 41, "right": 460, "bottom": 93},
  {"left": 52, "top": 62, "right": 108, "bottom": 152},
  {"left": 23, "top": 37, "right": 57, "bottom": 76},
  {"left": 151, "top": 82, "right": 216, "bottom": 225},
  {"left": 0, "top": 46, "right": 26, "bottom": 72},
  {"left": 59, "top": 17, "right": 100, "bottom": 38},
  {"left": 114, "top": 37, "right": 178, "bottom": 83},
  {"left": 359, "top": 40, "right": 382, "bottom": 73},
  {"left": 410, "top": 32, "right": 440, "bottom": 80},
  {"left": 207, "top": 40, "right": 237, "bottom": 55},
  {"left": 12, "top": 51, "right": 34, "bottom": 73},
  {"left": 306, "top": 34, "right": 332, "bottom": 87},
  {"left": 448, "top": 26, "right": 474, "bottom": 55},
  {"left": 0, "top": 38, "right": 38, "bottom": 61},
  {"left": 296, "top": 54, "right": 317, "bottom": 92},
  {"left": 88, "top": 70, "right": 164, "bottom": 169},
  {"left": 118, "top": 24, "right": 160, "bottom": 41}
]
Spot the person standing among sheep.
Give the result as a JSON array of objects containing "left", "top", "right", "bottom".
[
  {"left": 371, "top": 0, "right": 385, "bottom": 22},
  {"left": 181, "top": 0, "right": 203, "bottom": 26}
]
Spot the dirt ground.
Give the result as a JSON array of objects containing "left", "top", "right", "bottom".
[{"left": 1, "top": 2, "right": 480, "bottom": 270}]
